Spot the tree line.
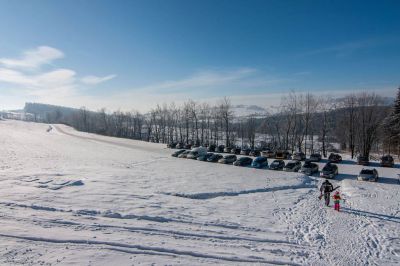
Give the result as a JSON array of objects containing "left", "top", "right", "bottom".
[{"left": 24, "top": 88, "right": 400, "bottom": 159}]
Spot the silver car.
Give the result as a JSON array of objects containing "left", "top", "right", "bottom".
[
  {"left": 357, "top": 168, "right": 379, "bottom": 182},
  {"left": 300, "top": 162, "right": 319, "bottom": 175},
  {"left": 284, "top": 161, "right": 302, "bottom": 172}
]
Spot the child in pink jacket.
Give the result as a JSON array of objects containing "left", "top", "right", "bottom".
[{"left": 332, "top": 191, "right": 342, "bottom": 211}]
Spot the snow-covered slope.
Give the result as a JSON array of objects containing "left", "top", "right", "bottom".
[{"left": 0, "top": 120, "right": 399, "bottom": 265}]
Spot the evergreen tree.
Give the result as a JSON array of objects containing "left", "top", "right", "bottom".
[{"left": 383, "top": 87, "right": 400, "bottom": 155}]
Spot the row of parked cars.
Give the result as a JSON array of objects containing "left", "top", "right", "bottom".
[
  {"left": 169, "top": 142, "right": 395, "bottom": 168},
  {"left": 171, "top": 147, "right": 341, "bottom": 177},
  {"left": 171, "top": 147, "right": 385, "bottom": 182}
]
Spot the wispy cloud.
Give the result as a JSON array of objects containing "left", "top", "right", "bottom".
[
  {"left": 0, "top": 46, "right": 116, "bottom": 101},
  {"left": 300, "top": 36, "right": 400, "bottom": 58},
  {"left": 136, "top": 68, "right": 258, "bottom": 93},
  {"left": 0, "top": 67, "right": 76, "bottom": 97},
  {"left": 81, "top": 74, "right": 117, "bottom": 85},
  {"left": 0, "top": 46, "right": 64, "bottom": 70}
]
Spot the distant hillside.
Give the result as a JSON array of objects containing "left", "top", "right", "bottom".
[{"left": 24, "top": 103, "right": 80, "bottom": 122}]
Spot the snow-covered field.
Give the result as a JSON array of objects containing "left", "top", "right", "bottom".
[{"left": 0, "top": 120, "right": 399, "bottom": 265}]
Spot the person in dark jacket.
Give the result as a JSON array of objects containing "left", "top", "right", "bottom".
[{"left": 319, "top": 179, "right": 334, "bottom": 206}]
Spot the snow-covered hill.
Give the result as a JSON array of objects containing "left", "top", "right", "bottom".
[{"left": 0, "top": 120, "right": 399, "bottom": 265}]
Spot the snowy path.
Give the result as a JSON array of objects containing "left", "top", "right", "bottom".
[{"left": 0, "top": 120, "right": 399, "bottom": 265}]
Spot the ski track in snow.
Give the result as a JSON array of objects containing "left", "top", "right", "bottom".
[{"left": 0, "top": 120, "right": 399, "bottom": 265}]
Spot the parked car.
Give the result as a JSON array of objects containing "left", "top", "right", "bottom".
[
  {"left": 186, "top": 147, "right": 207, "bottom": 159},
  {"left": 251, "top": 156, "right": 269, "bottom": 169},
  {"left": 184, "top": 143, "right": 192, "bottom": 150},
  {"left": 216, "top": 145, "right": 225, "bottom": 153},
  {"left": 224, "top": 146, "right": 232, "bottom": 153},
  {"left": 309, "top": 153, "right": 322, "bottom": 162},
  {"left": 269, "top": 159, "right": 285, "bottom": 170},
  {"left": 283, "top": 161, "right": 302, "bottom": 172},
  {"left": 232, "top": 147, "right": 241, "bottom": 154},
  {"left": 293, "top": 152, "right": 306, "bottom": 161},
  {"left": 240, "top": 148, "right": 251, "bottom": 155},
  {"left": 233, "top": 157, "right": 253, "bottom": 167},
  {"left": 249, "top": 149, "right": 261, "bottom": 157},
  {"left": 328, "top": 153, "right": 342, "bottom": 163},
  {"left": 218, "top": 155, "right": 237, "bottom": 164},
  {"left": 178, "top": 150, "right": 191, "bottom": 158},
  {"left": 380, "top": 155, "right": 394, "bottom": 167},
  {"left": 320, "top": 163, "right": 338, "bottom": 179},
  {"left": 167, "top": 142, "right": 177, "bottom": 149},
  {"left": 207, "top": 153, "right": 223, "bottom": 162},
  {"left": 261, "top": 150, "right": 275, "bottom": 158},
  {"left": 275, "top": 151, "right": 286, "bottom": 160},
  {"left": 197, "top": 152, "right": 214, "bottom": 161},
  {"left": 176, "top": 142, "right": 185, "bottom": 149},
  {"left": 357, "top": 155, "right": 370, "bottom": 166},
  {"left": 357, "top": 168, "right": 379, "bottom": 182},
  {"left": 300, "top": 161, "right": 319, "bottom": 175},
  {"left": 207, "top": 144, "right": 216, "bottom": 152},
  {"left": 171, "top": 149, "right": 186, "bottom": 157}
]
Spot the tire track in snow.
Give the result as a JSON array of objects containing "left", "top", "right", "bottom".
[
  {"left": 53, "top": 125, "right": 166, "bottom": 154},
  {"left": 0, "top": 233, "right": 300, "bottom": 265},
  {"left": 0, "top": 201, "right": 274, "bottom": 234}
]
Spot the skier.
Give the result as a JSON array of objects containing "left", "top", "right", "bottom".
[
  {"left": 333, "top": 191, "right": 342, "bottom": 211},
  {"left": 319, "top": 179, "right": 334, "bottom": 206}
]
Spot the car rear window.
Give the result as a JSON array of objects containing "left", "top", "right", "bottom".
[{"left": 361, "top": 170, "right": 374, "bottom": 174}]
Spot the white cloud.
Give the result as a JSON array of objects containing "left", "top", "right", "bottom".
[
  {"left": 0, "top": 46, "right": 64, "bottom": 70},
  {"left": 81, "top": 74, "right": 116, "bottom": 85},
  {"left": 137, "top": 68, "right": 257, "bottom": 93},
  {"left": 0, "top": 46, "right": 117, "bottom": 105},
  {"left": 0, "top": 67, "right": 76, "bottom": 97}
]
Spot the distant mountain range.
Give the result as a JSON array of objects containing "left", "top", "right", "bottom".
[{"left": 232, "top": 104, "right": 269, "bottom": 117}]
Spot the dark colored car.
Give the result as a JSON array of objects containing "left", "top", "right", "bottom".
[
  {"left": 269, "top": 159, "right": 285, "bottom": 170},
  {"left": 232, "top": 147, "right": 241, "bottom": 154},
  {"left": 207, "top": 153, "right": 223, "bottom": 162},
  {"left": 178, "top": 150, "right": 191, "bottom": 158},
  {"left": 357, "top": 168, "right": 379, "bottom": 182},
  {"left": 240, "top": 148, "right": 251, "bottom": 155},
  {"left": 186, "top": 151, "right": 200, "bottom": 159},
  {"left": 328, "top": 153, "right": 342, "bottom": 163},
  {"left": 176, "top": 143, "right": 185, "bottom": 149},
  {"left": 197, "top": 152, "right": 214, "bottom": 161},
  {"left": 275, "top": 151, "right": 285, "bottom": 159},
  {"left": 216, "top": 145, "right": 225, "bottom": 153},
  {"left": 293, "top": 152, "right": 306, "bottom": 161},
  {"left": 171, "top": 149, "right": 186, "bottom": 157},
  {"left": 380, "top": 155, "right": 394, "bottom": 167},
  {"left": 320, "top": 163, "right": 338, "bottom": 179},
  {"left": 251, "top": 156, "right": 269, "bottom": 169},
  {"left": 207, "top": 144, "right": 216, "bottom": 152},
  {"left": 218, "top": 155, "right": 237, "bottom": 164},
  {"left": 261, "top": 150, "right": 275, "bottom": 158},
  {"left": 184, "top": 143, "right": 192, "bottom": 150},
  {"left": 284, "top": 161, "right": 302, "bottom": 172},
  {"left": 233, "top": 156, "right": 253, "bottom": 167},
  {"left": 309, "top": 153, "right": 322, "bottom": 162},
  {"left": 276, "top": 150, "right": 290, "bottom": 160},
  {"left": 357, "top": 155, "right": 369, "bottom": 166},
  {"left": 249, "top": 149, "right": 261, "bottom": 157},
  {"left": 224, "top": 146, "right": 232, "bottom": 153},
  {"left": 300, "top": 161, "right": 319, "bottom": 175},
  {"left": 167, "top": 142, "right": 177, "bottom": 149}
]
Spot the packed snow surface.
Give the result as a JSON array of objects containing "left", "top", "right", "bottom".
[{"left": 0, "top": 120, "right": 399, "bottom": 265}]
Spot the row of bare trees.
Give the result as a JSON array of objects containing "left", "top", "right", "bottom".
[{"left": 30, "top": 89, "right": 399, "bottom": 159}]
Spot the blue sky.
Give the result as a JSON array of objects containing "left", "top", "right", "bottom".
[{"left": 0, "top": 0, "right": 399, "bottom": 111}]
